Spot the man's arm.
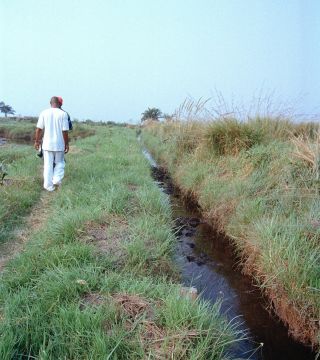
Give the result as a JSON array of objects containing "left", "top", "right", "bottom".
[
  {"left": 63, "top": 131, "right": 69, "bottom": 153},
  {"left": 34, "top": 128, "right": 42, "bottom": 150},
  {"left": 35, "top": 112, "right": 44, "bottom": 150}
]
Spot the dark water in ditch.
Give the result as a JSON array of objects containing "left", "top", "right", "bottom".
[
  {"left": 143, "top": 149, "right": 315, "bottom": 360},
  {"left": 0, "top": 138, "right": 31, "bottom": 146},
  {"left": 0, "top": 137, "right": 7, "bottom": 145}
]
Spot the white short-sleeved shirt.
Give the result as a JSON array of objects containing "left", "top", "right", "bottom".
[{"left": 37, "top": 108, "right": 69, "bottom": 151}]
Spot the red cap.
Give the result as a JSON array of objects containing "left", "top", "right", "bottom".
[{"left": 57, "top": 96, "right": 63, "bottom": 106}]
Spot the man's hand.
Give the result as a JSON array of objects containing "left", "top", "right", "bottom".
[
  {"left": 63, "top": 130, "right": 69, "bottom": 154},
  {"left": 34, "top": 128, "right": 42, "bottom": 150}
]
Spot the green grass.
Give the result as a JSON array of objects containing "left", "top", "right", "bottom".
[
  {"left": 0, "top": 144, "right": 42, "bottom": 244},
  {"left": 143, "top": 118, "right": 320, "bottom": 347},
  {"left": 0, "top": 127, "right": 242, "bottom": 359},
  {"left": 0, "top": 144, "right": 32, "bottom": 164}
]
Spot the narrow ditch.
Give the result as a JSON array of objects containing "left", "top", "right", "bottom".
[{"left": 143, "top": 148, "right": 315, "bottom": 360}]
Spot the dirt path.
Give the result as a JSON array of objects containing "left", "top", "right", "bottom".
[{"left": 0, "top": 192, "right": 51, "bottom": 272}]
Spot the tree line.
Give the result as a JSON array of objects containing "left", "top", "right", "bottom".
[{"left": 0, "top": 102, "right": 171, "bottom": 122}]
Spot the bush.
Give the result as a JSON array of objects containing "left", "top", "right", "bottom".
[{"left": 205, "top": 118, "right": 264, "bottom": 155}]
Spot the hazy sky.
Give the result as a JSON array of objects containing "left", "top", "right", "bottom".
[{"left": 1, "top": 0, "right": 319, "bottom": 122}]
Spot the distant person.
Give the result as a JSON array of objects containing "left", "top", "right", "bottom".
[
  {"left": 34, "top": 96, "right": 69, "bottom": 192},
  {"left": 57, "top": 96, "right": 72, "bottom": 130}
]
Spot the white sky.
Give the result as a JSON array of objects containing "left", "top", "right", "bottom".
[{"left": 1, "top": 0, "right": 319, "bottom": 122}]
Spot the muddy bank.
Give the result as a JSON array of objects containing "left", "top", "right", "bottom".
[
  {"left": 0, "top": 129, "right": 33, "bottom": 142},
  {"left": 195, "top": 195, "right": 318, "bottom": 349},
  {"left": 148, "top": 161, "right": 317, "bottom": 359}
]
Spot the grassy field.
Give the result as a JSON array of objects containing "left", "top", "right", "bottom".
[
  {"left": 143, "top": 118, "right": 320, "bottom": 348},
  {"left": 0, "top": 126, "right": 242, "bottom": 359}
]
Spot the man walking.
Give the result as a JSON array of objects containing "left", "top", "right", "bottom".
[{"left": 34, "top": 96, "right": 69, "bottom": 192}]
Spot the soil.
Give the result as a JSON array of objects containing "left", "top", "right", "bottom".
[{"left": 81, "top": 216, "right": 129, "bottom": 261}]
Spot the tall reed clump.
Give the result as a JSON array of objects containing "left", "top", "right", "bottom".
[
  {"left": 205, "top": 118, "right": 264, "bottom": 155},
  {"left": 205, "top": 117, "right": 320, "bottom": 156}
]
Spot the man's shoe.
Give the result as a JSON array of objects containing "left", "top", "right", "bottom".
[
  {"left": 44, "top": 186, "right": 55, "bottom": 192},
  {"left": 53, "top": 183, "right": 61, "bottom": 191}
]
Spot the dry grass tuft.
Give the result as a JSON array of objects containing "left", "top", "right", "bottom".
[
  {"left": 80, "top": 292, "right": 107, "bottom": 309},
  {"left": 79, "top": 288, "right": 214, "bottom": 358},
  {"left": 112, "top": 293, "right": 201, "bottom": 359},
  {"left": 173, "top": 97, "right": 211, "bottom": 121},
  {"left": 81, "top": 216, "right": 129, "bottom": 258},
  {"left": 291, "top": 132, "right": 320, "bottom": 169},
  {"left": 127, "top": 183, "right": 138, "bottom": 191},
  {"left": 68, "top": 145, "right": 83, "bottom": 154},
  {"left": 141, "top": 321, "right": 201, "bottom": 360},
  {"left": 112, "top": 293, "right": 155, "bottom": 321},
  {"left": 204, "top": 200, "right": 238, "bottom": 233}
]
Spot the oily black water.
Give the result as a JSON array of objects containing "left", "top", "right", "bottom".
[{"left": 143, "top": 149, "right": 315, "bottom": 360}]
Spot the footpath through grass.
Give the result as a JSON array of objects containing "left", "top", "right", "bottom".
[
  {"left": 0, "top": 127, "right": 241, "bottom": 359},
  {"left": 143, "top": 118, "right": 320, "bottom": 348}
]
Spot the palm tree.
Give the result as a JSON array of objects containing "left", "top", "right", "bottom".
[
  {"left": 0, "top": 102, "right": 15, "bottom": 117},
  {"left": 141, "top": 107, "right": 162, "bottom": 122}
]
